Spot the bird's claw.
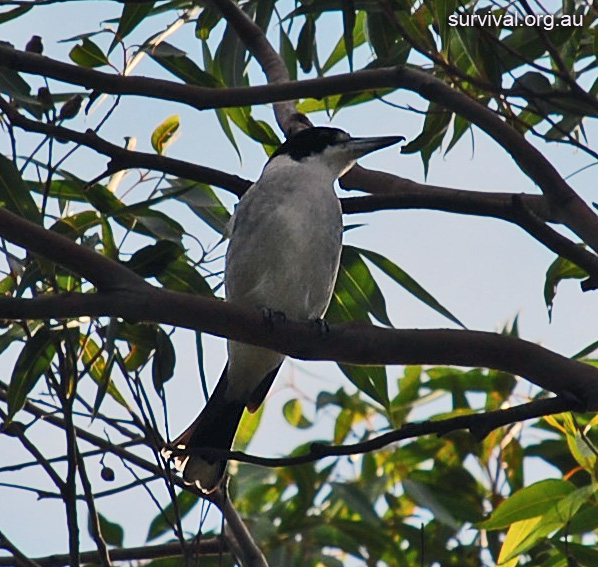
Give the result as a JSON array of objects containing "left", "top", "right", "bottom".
[
  {"left": 310, "top": 317, "right": 330, "bottom": 335},
  {"left": 262, "top": 308, "right": 286, "bottom": 328}
]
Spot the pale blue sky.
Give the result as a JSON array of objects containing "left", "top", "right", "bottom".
[{"left": 1, "top": 0, "right": 597, "bottom": 558}]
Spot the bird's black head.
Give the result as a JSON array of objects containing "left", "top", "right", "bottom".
[
  {"left": 267, "top": 126, "right": 404, "bottom": 179},
  {"left": 269, "top": 127, "right": 350, "bottom": 162}
]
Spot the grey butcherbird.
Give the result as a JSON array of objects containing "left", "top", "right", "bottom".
[{"left": 163, "top": 127, "right": 404, "bottom": 493}]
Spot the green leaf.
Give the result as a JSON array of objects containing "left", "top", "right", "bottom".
[
  {"left": 7, "top": 326, "right": 56, "bottom": 419},
  {"left": 80, "top": 336, "right": 130, "bottom": 410},
  {"left": 329, "top": 482, "right": 380, "bottom": 525},
  {"left": 366, "top": 11, "right": 395, "bottom": 60},
  {"left": 89, "top": 512, "right": 124, "bottom": 547},
  {"left": 280, "top": 28, "right": 297, "bottom": 81},
  {"left": 323, "top": 12, "right": 366, "bottom": 73},
  {"left": 195, "top": 7, "right": 220, "bottom": 41},
  {"left": 500, "top": 485, "right": 597, "bottom": 562},
  {"left": 282, "top": 399, "right": 312, "bottom": 429},
  {"left": 215, "top": 12, "right": 250, "bottom": 87},
  {"left": 149, "top": 43, "right": 221, "bottom": 88},
  {"left": 167, "top": 180, "right": 231, "bottom": 235},
  {"left": 234, "top": 404, "right": 265, "bottom": 452},
  {"left": 0, "top": 5, "right": 32, "bottom": 24},
  {"left": 110, "top": 1, "right": 155, "bottom": 53},
  {"left": 353, "top": 246, "right": 465, "bottom": 328},
  {"left": 152, "top": 328, "right": 176, "bottom": 393},
  {"left": 69, "top": 38, "right": 109, "bottom": 68},
  {"left": 340, "top": 0, "right": 356, "bottom": 70},
  {"left": 51, "top": 210, "right": 101, "bottom": 239},
  {"left": 338, "top": 364, "right": 388, "bottom": 408},
  {"left": 297, "top": 16, "right": 316, "bottom": 73},
  {"left": 0, "top": 154, "right": 40, "bottom": 223},
  {"left": 215, "top": 108, "right": 242, "bottom": 161},
  {"left": 157, "top": 257, "right": 213, "bottom": 296},
  {"left": 479, "top": 479, "right": 575, "bottom": 530},
  {"left": 401, "top": 102, "right": 452, "bottom": 177},
  {"left": 544, "top": 254, "right": 587, "bottom": 321},
  {"left": 125, "top": 241, "right": 183, "bottom": 278},
  {"left": 403, "top": 479, "right": 461, "bottom": 530},
  {"left": 147, "top": 490, "right": 199, "bottom": 542},
  {"left": 151, "top": 115, "right": 180, "bottom": 155},
  {"left": 328, "top": 246, "right": 391, "bottom": 326},
  {"left": 226, "top": 106, "right": 280, "bottom": 149}
]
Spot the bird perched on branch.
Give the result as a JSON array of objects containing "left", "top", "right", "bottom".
[{"left": 163, "top": 126, "right": 403, "bottom": 493}]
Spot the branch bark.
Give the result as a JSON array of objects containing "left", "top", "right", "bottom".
[
  {"left": 0, "top": 538, "right": 225, "bottom": 567},
  {"left": 2, "top": 45, "right": 595, "bottom": 252}
]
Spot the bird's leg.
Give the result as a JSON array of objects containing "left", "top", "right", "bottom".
[
  {"left": 262, "top": 308, "right": 287, "bottom": 328},
  {"left": 309, "top": 317, "right": 330, "bottom": 335}
]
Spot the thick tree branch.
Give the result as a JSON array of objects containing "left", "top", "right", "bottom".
[
  {"left": 0, "top": 207, "right": 597, "bottom": 408},
  {"left": 0, "top": 201, "right": 147, "bottom": 292},
  {"left": 0, "top": 530, "right": 42, "bottom": 567},
  {"left": 207, "top": 0, "right": 300, "bottom": 135},
  {"left": 0, "top": 538, "right": 225, "bottom": 567},
  {"left": 0, "top": 98, "right": 251, "bottom": 197},
  {"left": 5, "top": 98, "right": 563, "bottom": 227},
  {"left": 0, "top": 288, "right": 597, "bottom": 410},
  {"left": 340, "top": 171, "right": 556, "bottom": 221},
  {"left": 181, "top": 396, "right": 575, "bottom": 467},
  {"left": 2, "top": 45, "right": 595, "bottom": 251}
]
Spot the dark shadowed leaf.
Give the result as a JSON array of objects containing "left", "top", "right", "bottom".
[
  {"left": 338, "top": 364, "right": 388, "bottom": 408},
  {"left": 0, "top": 154, "right": 40, "bottom": 223},
  {"left": 323, "top": 11, "right": 366, "bottom": 73},
  {"left": 340, "top": 0, "right": 355, "bottom": 70},
  {"left": 157, "top": 257, "right": 213, "bottom": 296},
  {"left": 147, "top": 490, "right": 199, "bottom": 542},
  {"left": 329, "top": 246, "right": 392, "bottom": 326},
  {"left": 149, "top": 43, "right": 221, "bottom": 87},
  {"left": 125, "top": 241, "right": 184, "bottom": 278},
  {"left": 297, "top": 16, "right": 316, "bottom": 73},
  {"left": 152, "top": 327, "right": 176, "bottom": 393},
  {"left": 7, "top": 326, "right": 56, "bottom": 418},
  {"left": 544, "top": 254, "right": 587, "bottom": 320},
  {"left": 110, "top": 1, "right": 155, "bottom": 53},
  {"left": 350, "top": 245, "right": 464, "bottom": 327},
  {"left": 88, "top": 512, "right": 124, "bottom": 547},
  {"left": 0, "top": 5, "right": 31, "bottom": 24},
  {"left": 401, "top": 102, "right": 452, "bottom": 177}
]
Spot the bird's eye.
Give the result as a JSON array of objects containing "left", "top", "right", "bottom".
[{"left": 335, "top": 132, "right": 350, "bottom": 143}]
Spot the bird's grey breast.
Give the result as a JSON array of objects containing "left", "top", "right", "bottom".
[{"left": 225, "top": 168, "right": 342, "bottom": 319}]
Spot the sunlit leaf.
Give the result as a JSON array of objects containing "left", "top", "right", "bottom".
[
  {"left": 69, "top": 38, "right": 109, "bottom": 68},
  {"left": 151, "top": 115, "right": 180, "bottom": 155}
]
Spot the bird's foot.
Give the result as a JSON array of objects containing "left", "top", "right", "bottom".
[
  {"left": 309, "top": 317, "right": 330, "bottom": 335},
  {"left": 262, "top": 308, "right": 287, "bottom": 328}
]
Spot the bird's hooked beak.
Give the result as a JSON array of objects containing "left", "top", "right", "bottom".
[{"left": 343, "top": 135, "right": 405, "bottom": 159}]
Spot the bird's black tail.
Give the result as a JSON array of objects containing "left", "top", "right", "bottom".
[{"left": 163, "top": 366, "right": 245, "bottom": 493}]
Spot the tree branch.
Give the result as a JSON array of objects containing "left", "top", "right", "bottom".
[
  {"left": 207, "top": 0, "right": 301, "bottom": 135},
  {"left": 0, "top": 98, "right": 251, "bottom": 197},
  {"left": 0, "top": 538, "right": 225, "bottom": 567},
  {"left": 3, "top": 45, "right": 594, "bottom": 251},
  {"left": 180, "top": 396, "right": 575, "bottom": 468}
]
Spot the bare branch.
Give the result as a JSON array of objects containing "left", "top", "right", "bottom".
[
  {"left": 182, "top": 396, "right": 575, "bottom": 468},
  {"left": 0, "top": 538, "right": 225, "bottom": 567},
  {"left": 207, "top": 0, "right": 302, "bottom": 134},
  {"left": 0, "top": 98, "right": 251, "bottom": 197},
  {"left": 0, "top": 530, "right": 42, "bottom": 567},
  {"left": 2, "top": 45, "right": 596, "bottom": 250}
]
